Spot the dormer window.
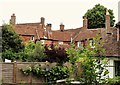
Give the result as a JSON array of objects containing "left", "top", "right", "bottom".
[{"left": 90, "top": 39, "right": 95, "bottom": 48}]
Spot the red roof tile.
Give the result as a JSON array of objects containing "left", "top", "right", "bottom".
[
  {"left": 51, "top": 30, "right": 76, "bottom": 41},
  {"left": 75, "top": 28, "right": 99, "bottom": 41},
  {"left": 15, "top": 23, "right": 45, "bottom": 39}
]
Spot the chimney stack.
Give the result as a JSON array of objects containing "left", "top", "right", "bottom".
[
  {"left": 116, "top": 22, "right": 120, "bottom": 41},
  {"left": 60, "top": 23, "right": 64, "bottom": 32},
  {"left": 10, "top": 13, "right": 16, "bottom": 25},
  {"left": 40, "top": 17, "right": 45, "bottom": 25},
  {"left": 105, "top": 9, "right": 111, "bottom": 33},
  {"left": 83, "top": 16, "right": 88, "bottom": 29}
]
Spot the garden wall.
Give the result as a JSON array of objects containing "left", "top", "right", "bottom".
[{"left": 0, "top": 62, "right": 56, "bottom": 84}]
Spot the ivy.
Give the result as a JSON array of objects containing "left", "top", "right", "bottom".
[
  {"left": 20, "top": 66, "right": 32, "bottom": 76},
  {"left": 20, "top": 64, "right": 70, "bottom": 83}
]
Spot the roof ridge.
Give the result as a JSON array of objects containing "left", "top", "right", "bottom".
[{"left": 16, "top": 22, "right": 40, "bottom": 25}]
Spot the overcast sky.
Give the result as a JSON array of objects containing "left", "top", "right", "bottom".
[{"left": 0, "top": 0, "right": 120, "bottom": 30}]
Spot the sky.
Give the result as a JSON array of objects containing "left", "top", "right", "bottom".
[{"left": 0, "top": 0, "right": 120, "bottom": 30}]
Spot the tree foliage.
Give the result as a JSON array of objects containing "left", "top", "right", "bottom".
[
  {"left": 66, "top": 37, "right": 109, "bottom": 84},
  {"left": 45, "top": 44, "right": 68, "bottom": 64},
  {"left": 84, "top": 4, "right": 115, "bottom": 29},
  {"left": 21, "top": 41, "right": 36, "bottom": 61},
  {"left": 2, "top": 24, "right": 24, "bottom": 52},
  {"left": 31, "top": 41, "right": 47, "bottom": 62},
  {"left": 2, "top": 24, "right": 24, "bottom": 61}
]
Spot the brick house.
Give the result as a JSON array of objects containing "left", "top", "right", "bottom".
[{"left": 9, "top": 12, "right": 120, "bottom": 78}]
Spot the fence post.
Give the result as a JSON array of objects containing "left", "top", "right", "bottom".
[
  {"left": 0, "top": 63, "right": 2, "bottom": 84},
  {"left": 13, "top": 61, "right": 17, "bottom": 83}
]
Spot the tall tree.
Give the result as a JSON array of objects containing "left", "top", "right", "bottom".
[
  {"left": 2, "top": 24, "right": 24, "bottom": 52},
  {"left": 66, "top": 37, "right": 109, "bottom": 84},
  {"left": 84, "top": 4, "right": 115, "bottom": 29}
]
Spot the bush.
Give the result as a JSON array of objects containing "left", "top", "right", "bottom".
[
  {"left": 2, "top": 49, "right": 16, "bottom": 61},
  {"left": 45, "top": 66, "right": 69, "bottom": 82},
  {"left": 103, "top": 76, "right": 120, "bottom": 84}
]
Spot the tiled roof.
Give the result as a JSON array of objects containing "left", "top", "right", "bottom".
[
  {"left": 15, "top": 23, "right": 45, "bottom": 39},
  {"left": 15, "top": 25, "right": 37, "bottom": 35},
  {"left": 75, "top": 28, "right": 99, "bottom": 41},
  {"left": 51, "top": 30, "right": 76, "bottom": 41},
  {"left": 102, "top": 27, "right": 120, "bottom": 56},
  {"left": 50, "top": 27, "right": 85, "bottom": 41}
]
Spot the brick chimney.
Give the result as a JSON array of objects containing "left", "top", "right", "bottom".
[
  {"left": 10, "top": 13, "right": 16, "bottom": 25},
  {"left": 105, "top": 9, "right": 111, "bottom": 33},
  {"left": 60, "top": 23, "right": 64, "bottom": 32},
  {"left": 83, "top": 16, "right": 88, "bottom": 29},
  {"left": 116, "top": 22, "right": 120, "bottom": 41},
  {"left": 40, "top": 17, "right": 45, "bottom": 25}
]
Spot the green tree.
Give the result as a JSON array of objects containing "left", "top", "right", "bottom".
[
  {"left": 2, "top": 24, "right": 24, "bottom": 52},
  {"left": 84, "top": 4, "right": 115, "bottom": 29},
  {"left": 18, "top": 41, "right": 36, "bottom": 61},
  {"left": 31, "top": 41, "right": 46, "bottom": 62},
  {"left": 66, "top": 37, "right": 109, "bottom": 84},
  {"left": 2, "top": 24, "right": 24, "bottom": 61}
]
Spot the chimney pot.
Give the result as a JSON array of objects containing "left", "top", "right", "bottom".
[{"left": 12, "top": 13, "right": 15, "bottom": 16}]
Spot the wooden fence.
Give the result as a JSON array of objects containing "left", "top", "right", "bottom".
[{"left": 0, "top": 62, "right": 56, "bottom": 84}]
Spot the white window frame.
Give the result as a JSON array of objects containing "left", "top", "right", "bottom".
[
  {"left": 41, "top": 40, "right": 45, "bottom": 44},
  {"left": 59, "top": 41, "right": 63, "bottom": 45},
  {"left": 77, "top": 41, "right": 81, "bottom": 47},
  {"left": 90, "top": 40, "right": 95, "bottom": 48}
]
